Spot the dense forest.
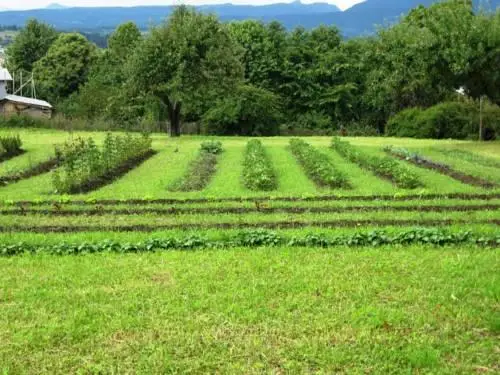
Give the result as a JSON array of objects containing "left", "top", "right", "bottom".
[{"left": 3, "top": 0, "right": 500, "bottom": 139}]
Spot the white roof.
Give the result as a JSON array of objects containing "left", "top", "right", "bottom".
[
  {"left": 0, "top": 68, "right": 12, "bottom": 81},
  {"left": 3, "top": 94, "right": 52, "bottom": 109}
]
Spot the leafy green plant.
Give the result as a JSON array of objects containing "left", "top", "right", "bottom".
[
  {"left": 332, "top": 138, "right": 422, "bottom": 189},
  {"left": 290, "top": 139, "right": 350, "bottom": 189},
  {"left": 169, "top": 141, "right": 223, "bottom": 191},
  {"left": 200, "top": 141, "right": 223, "bottom": 155},
  {"left": 242, "top": 140, "right": 277, "bottom": 191},
  {"left": 0, "top": 134, "right": 23, "bottom": 159},
  {"left": 384, "top": 146, "right": 497, "bottom": 188},
  {"left": 384, "top": 146, "right": 449, "bottom": 169},
  {"left": 52, "top": 133, "right": 152, "bottom": 194},
  {"left": 0, "top": 228, "right": 497, "bottom": 256}
]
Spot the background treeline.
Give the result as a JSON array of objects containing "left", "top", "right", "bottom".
[{"left": 3, "top": 0, "right": 500, "bottom": 139}]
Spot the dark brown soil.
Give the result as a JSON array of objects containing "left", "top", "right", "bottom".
[
  {"left": 1, "top": 204, "right": 498, "bottom": 217},
  {"left": 1, "top": 219, "right": 497, "bottom": 233},
  {"left": 0, "top": 158, "right": 59, "bottom": 185},
  {"left": 389, "top": 151, "right": 497, "bottom": 189},
  {"left": 0, "top": 149, "right": 26, "bottom": 164},
  {"left": 9, "top": 193, "right": 500, "bottom": 207}
]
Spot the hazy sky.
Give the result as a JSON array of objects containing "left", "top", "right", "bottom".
[{"left": 1, "top": 0, "right": 366, "bottom": 11}]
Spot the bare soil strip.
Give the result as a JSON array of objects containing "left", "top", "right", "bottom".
[
  {"left": 0, "top": 219, "right": 497, "bottom": 233},
  {"left": 1, "top": 204, "right": 498, "bottom": 217},
  {"left": 388, "top": 151, "right": 497, "bottom": 188},
  {"left": 7, "top": 193, "right": 500, "bottom": 207},
  {"left": 0, "top": 158, "right": 59, "bottom": 185},
  {"left": 0, "top": 149, "right": 26, "bottom": 164}
]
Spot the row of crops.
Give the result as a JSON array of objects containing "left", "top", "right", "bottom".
[
  {"left": 0, "top": 191, "right": 498, "bottom": 252},
  {"left": 0, "top": 135, "right": 499, "bottom": 194}
]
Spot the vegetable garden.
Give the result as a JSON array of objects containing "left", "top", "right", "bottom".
[{"left": 0, "top": 128, "right": 498, "bottom": 373}]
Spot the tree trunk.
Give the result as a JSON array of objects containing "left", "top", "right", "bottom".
[{"left": 166, "top": 98, "right": 182, "bottom": 138}]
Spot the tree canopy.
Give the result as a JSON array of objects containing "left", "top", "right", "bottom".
[
  {"left": 126, "top": 6, "right": 243, "bottom": 136},
  {"left": 5, "top": 1, "right": 500, "bottom": 139}
]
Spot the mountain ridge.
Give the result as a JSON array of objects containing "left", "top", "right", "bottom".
[{"left": 0, "top": 1, "right": 498, "bottom": 37}]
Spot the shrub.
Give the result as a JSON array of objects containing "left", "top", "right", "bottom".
[
  {"left": 290, "top": 139, "right": 350, "bottom": 188},
  {"left": 281, "top": 111, "right": 332, "bottom": 135},
  {"left": 0, "top": 134, "right": 23, "bottom": 159},
  {"left": 200, "top": 141, "right": 223, "bottom": 155},
  {"left": 52, "top": 133, "right": 152, "bottom": 194},
  {"left": 242, "top": 140, "right": 277, "bottom": 191},
  {"left": 332, "top": 138, "right": 422, "bottom": 189},
  {"left": 202, "top": 84, "right": 282, "bottom": 136},
  {"left": 337, "top": 122, "right": 380, "bottom": 137},
  {"left": 386, "top": 107, "right": 425, "bottom": 137},
  {"left": 169, "top": 142, "right": 223, "bottom": 192},
  {"left": 386, "top": 101, "right": 500, "bottom": 140},
  {"left": 418, "top": 102, "right": 475, "bottom": 139}
]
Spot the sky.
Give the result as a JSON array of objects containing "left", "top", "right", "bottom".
[{"left": 0, "top": 0, "right": 366, "bottom": 12}]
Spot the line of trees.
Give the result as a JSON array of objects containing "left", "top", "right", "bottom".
[{"left": 4, "top": 0, "right": 500, "bottom": 138}]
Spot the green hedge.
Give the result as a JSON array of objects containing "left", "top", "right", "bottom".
[{"left": 386, "top": 101, "right": 500, "bottom": 140}]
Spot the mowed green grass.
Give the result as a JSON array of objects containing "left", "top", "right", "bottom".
[
  {"left": 0, "top": 128, "right": 499, "bottom": 200},
  {"left": 0, "top": 246, "right": 498, "bottom": 373},
  {"left": 0, "top": 128, "right": 498, "bottom": 373}
]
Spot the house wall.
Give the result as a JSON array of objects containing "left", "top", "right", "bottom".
[{"left": 0, "top": 101, "right": 52, "bottom": 119}]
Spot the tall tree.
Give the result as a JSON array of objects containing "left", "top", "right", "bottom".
[
  {"left": 33, "top": 33, "right": 97, "bottom": 103},
  {"left": 127, "top": 6, "right": 243, "bottom": 137},
  {"left": 6, "top": 19, "right": 58, "bottom": 73},
  {"left": 108, "top": 21, "right": 142, "bottom": 61},
  {"left": 228, "top": 20, "right": 286, "bottom": 93}
]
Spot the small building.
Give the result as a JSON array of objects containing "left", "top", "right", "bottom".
[{"left": 0, "top": 68, "right": 52, "bottom": 119}]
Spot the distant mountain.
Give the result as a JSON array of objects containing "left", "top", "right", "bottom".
[
  {"left": 0, "top": 0, "right": 498, "bottom": 37},
  {"left": 0, "top": 2, "right": 340, "bottom": 30},
  {"left": 45, "top": 3, "right": 68, "bottom": 10}
]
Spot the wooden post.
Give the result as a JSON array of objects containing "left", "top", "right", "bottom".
[{"left": 479, "top": 96, "right": 483, "bottom": 142}]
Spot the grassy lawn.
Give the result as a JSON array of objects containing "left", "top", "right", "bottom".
[
  {"left": 0, "top": 128, "right": 498, "bottom": 200},
  {"left": 0, "top": 128, "right": 498, "bottom": 372},
  {"left": 0, "top": 246, "right": 498, "bottom": 373}
]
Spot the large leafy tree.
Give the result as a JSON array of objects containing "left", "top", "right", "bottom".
[
  {"left": 33, "top": 33, "right": 97, "bottom": 103},
  {"left": 127, "top": 6, "right": 243, "bottom": 137},
  {"left": 63, "top": 22, "right": 143, "bottom": 121},
  {"left": 6, "top": 19, "right": 58, "bottom": 73},
  {"left": 362, "top": 0, "right": 478, "bottom": 130},
  {"left": 228, "top": 20, "right": 286, "bottom": 93},
  {"left": 462, "top": 10, "right": 500, "bottom": 104},
  {"left": 107, "top": 21, "right": 142, "bottom": 61}
]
